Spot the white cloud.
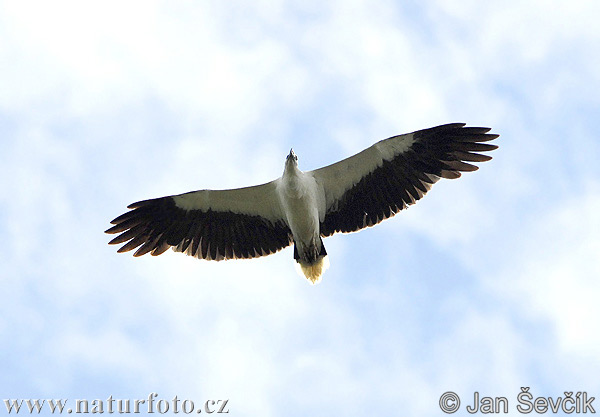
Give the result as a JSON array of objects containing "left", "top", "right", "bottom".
[
  {"left": 2, "top": 0, "right": 600, "bottom": 415},
  {"left": 487, "top": 188, "right": 600, "bottom": 359}
]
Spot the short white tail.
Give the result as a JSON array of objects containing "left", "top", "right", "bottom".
[{"left": 296, "top": 255, "right": 330, "bottom": 284}]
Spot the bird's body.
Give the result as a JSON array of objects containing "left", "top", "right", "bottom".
[
  {"left": 278, "top": 151, "right": 329, "bottom": 282},
  {"left": 279, "top": 154, "right": 320, "bottom": 248},
  {"left": 106, "top": 123, "right": 498, "bottom": 283}
]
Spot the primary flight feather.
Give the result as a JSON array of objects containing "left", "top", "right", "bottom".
[{"left": 106, "top": 123, "right": 498, "bottom": 283}]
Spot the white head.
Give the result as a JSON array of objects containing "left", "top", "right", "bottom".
[
  {"left": 286, "top": 148, "right": 298, "bottom": 163},
  {"left": 285, "top": 148, "right": 298, "bottom": 170}
]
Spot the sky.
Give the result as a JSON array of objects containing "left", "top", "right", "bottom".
[{"left": 1, "top": 0, "right": 599, "bottom": 415}]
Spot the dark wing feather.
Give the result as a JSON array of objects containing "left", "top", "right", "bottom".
[
  {"left": 106, "top": 196, "right": 293, "bottom": 260},
  {"left": 318, "top": 123, "right": 498, "bottom": 236}
]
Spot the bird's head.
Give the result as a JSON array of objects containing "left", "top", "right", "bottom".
[{"left": 286, "top": 148, "right": 298, "bottom": 166}]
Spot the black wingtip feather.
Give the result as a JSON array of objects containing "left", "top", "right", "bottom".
[
  {"left": 151, "top": 241, "right": 171, "bottom": 256},
  {"left": 461, "top": 126, "right": 492, "bottom": 134},
  {"left": 108, "top": 210, "right": 138, "bottom": 226},
  {"left": 127, "top": 198, "right": 158, "bottom": 209},
  {"left": 453, "top": 151, "right": 493, "bottom": 162},
  {"left": 133, "top": 233, "right": 162, "bottom": 257},
  {"left": 117, "top": 234, "right": 149, "bottom": 253}
]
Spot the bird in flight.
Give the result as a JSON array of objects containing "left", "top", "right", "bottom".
[{"left": 106, "top": 123, "right": 498, "bottom": 284}]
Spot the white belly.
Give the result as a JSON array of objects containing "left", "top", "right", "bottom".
[
  {"left": 278, "top": 172, "right": 321, "bottom": 246},
  {"left": 286, "top": 194, "right": 319, "bottom": 244}
]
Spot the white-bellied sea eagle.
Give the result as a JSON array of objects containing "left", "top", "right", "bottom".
[{"left": 106, "top": 123, "right": 498, "bottom": 284}]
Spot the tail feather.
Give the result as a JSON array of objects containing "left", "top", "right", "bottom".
[
  {"left": 294, "top": 238, "right": 329, "bottom": 284},
  {"left": 297, "top": 256, "right": 330, "bottom": 284}
]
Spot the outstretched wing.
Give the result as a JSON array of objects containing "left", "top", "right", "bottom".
[
  {"left": 105, "top": 181, "right": 293, "bottom": 260},
  {"left": 312, "top": 123, "right": 498, "bottom": 236}
]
